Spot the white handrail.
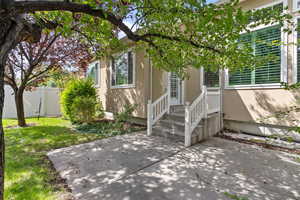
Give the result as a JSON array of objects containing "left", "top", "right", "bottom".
[
  {"left": 147, "top": 92, "right": 169, "bottom": 136},
  {"left": 185, "top": 86, "right": 207, "bottom": 147}
]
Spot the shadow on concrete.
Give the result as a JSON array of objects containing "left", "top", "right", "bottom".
[{"left": 48, "top": 132, "right": 300, "bottom": 200}]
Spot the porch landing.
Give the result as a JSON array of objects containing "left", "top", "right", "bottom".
[{"left": 48, "top": 132, "right": 300, "bottom": 200}]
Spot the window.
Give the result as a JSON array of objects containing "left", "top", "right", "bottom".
[
  {"left": 229, "top": 25, "right": 282, "bottom": 86},
  {"left": 87, "top": 61, "right": 100, "bottom": 86},
  {"left": 205, "top": 70, "right": 219, "bottom": 87},
  {"left": 111, "top": 51, "right": 134, "bottom": 88},
  {"left": 294, "top": 0, "right": 300, "bottom": 11}
]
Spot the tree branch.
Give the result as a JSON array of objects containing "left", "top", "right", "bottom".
[
  {"left": 140, "top": 33, "right": 222, "bottom": 54},
  {"left": 32, "top": 34, "right": 60, "bottom": 66},
  {"left": 9, "top": 1, "right": 223, "bottom": 55}
]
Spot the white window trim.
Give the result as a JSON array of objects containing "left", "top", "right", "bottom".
[
  {"left": 254, "top": 0, "right": 286, "bottom": 10},
  {"left": 225, "top": 83, "right": 283, "bottom": 90},
  {"left": 293, "top": 0, "right": 300, "bottom": 12},
  {"left": 239, "top": 0, "right": 287, "bottom": 33},
  {"left": 88, "top": 60, "right": 100, "bottom": 88},
  {"left": 293, "top": 16, "right": 300, "bottom": 83},
  {"left": 225, "top": 0, "right": 288, "bottom": 90},
  {"left": 110, "top": 50, "right": 136, "bottom": 89}
]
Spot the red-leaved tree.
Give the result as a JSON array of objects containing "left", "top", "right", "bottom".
[{"left": 4, "top": 33, "right": 92, "bottom": 127}]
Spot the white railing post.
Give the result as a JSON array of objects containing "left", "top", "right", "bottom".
[
  {"left": 147, "top": 100, "right": 153, "bottom": 136},
  {"left": 185, "top": 102, "right": 191, "bottom": 147},
  {"left": 167, "top": 75, "right": 171, "bottom": 114},
  {"left": 203, "top": 86, "right": 208, "bottom": 118}
]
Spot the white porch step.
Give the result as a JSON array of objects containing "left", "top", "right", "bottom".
[
  {"left": 152, "top": 126, "right": 184, "bottom": 141},
  {"left": 167, "top": 112, "right": 185, "bottom": 122},
  {"left": 152, "top": 125, "right": 203, "bottom": 145},
  {"left": 158, "top": 119, "right": 185, "bottom": 132},
  {"left": 151, "top": 105, "right": 219, "bottom": 146},
  {"left": 153, "top": 105, "right": 205, "bottom": 145},
  {"left": 170, "top": 105, "right": 185, "bottom": 113}
]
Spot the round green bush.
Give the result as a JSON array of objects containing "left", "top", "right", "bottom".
[
  {"left": 61, "top": 78, "right": 97, "bottom": 122},
  {"left": 71, "top": 96, "right": 96, "bottom": 123}
]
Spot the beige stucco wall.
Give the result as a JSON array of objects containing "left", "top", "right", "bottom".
[
  {"left": 239, "top": 0, "right": 276, "bottom": 10},
  {"left": 96, "top": 49, "right": 150, "bottom": 118},
  {"left": 223, "top": 0, "right": 300, "bottom": 127},
  {"left": 223, "top": 89, "right": 300, "bottom": 126},
  {"left": 185, "top": 67, "right": 202, "bottom": 103},
  {"left": 151, "top": 67, "right": 166, "bottom": 102},
  {"left": 97, "top": 59, "right": 109, "bottom": 111},
  {"left": 96, "top": 49, "right": 202, "bottom": 119}
]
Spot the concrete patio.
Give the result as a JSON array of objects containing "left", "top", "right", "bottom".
[{"left": 48, "top": 132, "right": 300, "bottom": 200}]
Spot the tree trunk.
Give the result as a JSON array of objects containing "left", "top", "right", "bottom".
[
  {"left": 0, "top": 62, "right": 5, "bottom": 200},
  {"left": 0, "top": 15, "right": 23, "bottom": 200},
  {"left": 0, "top": 14, "right": 35, "bottom": 200},
  {"left": 15, "top": 89, "right": 26, "bottom": 127}
]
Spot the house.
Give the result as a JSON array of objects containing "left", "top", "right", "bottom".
[{"left": 87, "top": 0, "right": 300, "bottom": 146}]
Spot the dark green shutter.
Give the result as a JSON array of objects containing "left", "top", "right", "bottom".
[
  {"left": 128, "top": 52, "right": 133, "bottom": 84},
  {"left": 95, "top": 63, "right": 99, "bottom": 85},
  {"left": 111, "top": 58, "right": 116, "bottom": 86}
]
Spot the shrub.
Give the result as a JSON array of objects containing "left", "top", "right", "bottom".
[
  {"left": 115, "top": 104, "right": 137, "bottom": 123},
  {"left": 71, "top": 96, "right": 96, "bottom": 123},
  {"left": 61, "top": 78, "right": 97, "bottom": 122},
  {"left": 114, "top": 104, "right": 137, "bottom": 130}
]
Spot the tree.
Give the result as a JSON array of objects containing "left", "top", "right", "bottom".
[
  {"left": 4, "top": 33, "right": 92, "bottom": 127},
  {"left": 41, "top": 69, "right": 80, "bottom": 89},
  {"left": 0, "top": 0, "right": 293, "bottom": 199}
]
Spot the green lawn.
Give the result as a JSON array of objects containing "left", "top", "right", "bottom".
[{"left": 4, "top": 117, "right": 105, "bottom": 200}]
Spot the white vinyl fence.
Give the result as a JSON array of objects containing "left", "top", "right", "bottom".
[{"left": 3, "top": 85, "right": 61, "bottom": 119}]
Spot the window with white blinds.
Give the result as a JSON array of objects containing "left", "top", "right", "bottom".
[{"left": 229, "top": 25, "right": 282, "bottom": 86}]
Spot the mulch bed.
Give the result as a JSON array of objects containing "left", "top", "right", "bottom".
[
  {"left": 93, "top": 119, "right": 146, "bottom": 128},
  {"left": 217, "top": 134, "right": 300, "bottom": 155},
  {"left": 73, "top": 119, "right": 146, "bottom": 135}
]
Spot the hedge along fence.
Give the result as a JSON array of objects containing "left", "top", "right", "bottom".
[{"left": 3, "top": 85, "right": 61, "bottom": 119}]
